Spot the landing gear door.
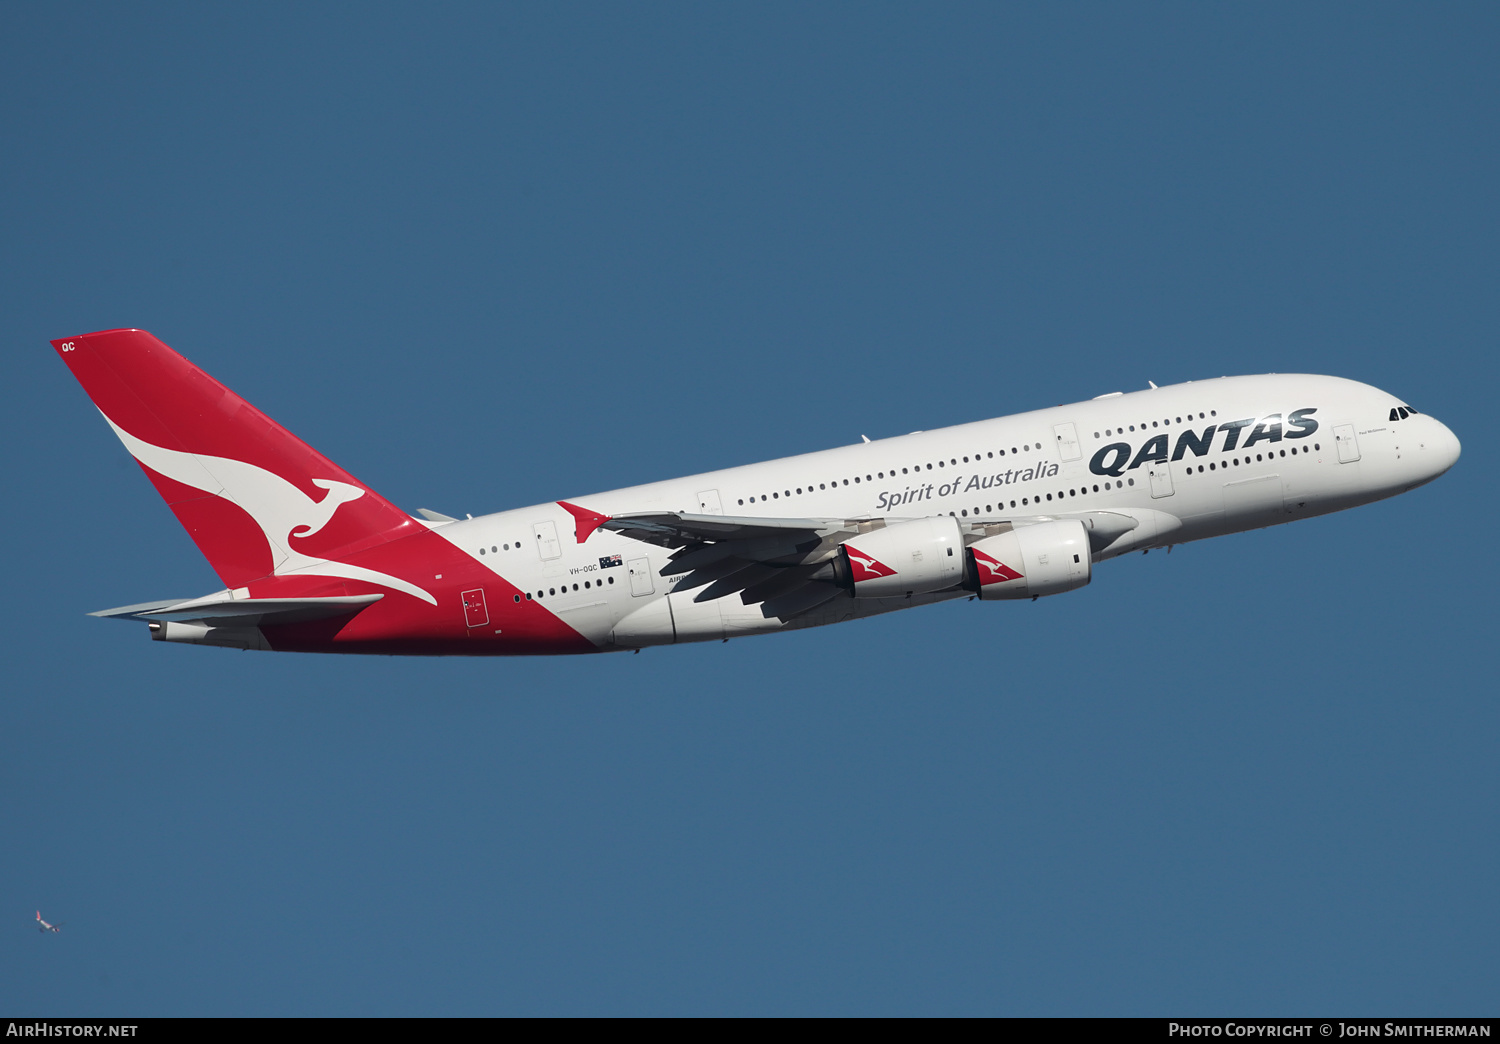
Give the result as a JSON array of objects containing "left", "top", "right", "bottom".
[
  {"left": 1147, "top": 459, "right": 1175, "bottom": 498},
  {"left": 1053, "top": 422, "right": 1081, "bottom": 462},
  {"left": 1334, "top": 424, "right": 1361, "bottom": 463}
]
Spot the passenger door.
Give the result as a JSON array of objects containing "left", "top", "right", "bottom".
[
  {"left": 461, "top": 588, "right": 489, "bottom": 629},
  {"left": 1053, "top": 422, "right": 1081, "bottom": 462},
  {"left": 697, "top": 489, "right": 723, "bottom": 514},
  {"left": 628, "top": 557, "right": 654, "bottom": 597},
  {"left": 1334, "top": 424, "right": 1361, "bottom": 463},
  {"left": 532, "top": 520, "right": 562, "bottom": 561},
  {"left": 1147, "top": 458, "right": 1174, "bottom": 498}
]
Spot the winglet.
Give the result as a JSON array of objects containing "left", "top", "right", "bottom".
[{"left": 557, "top": 501, "right": 611, "bottom": 543}]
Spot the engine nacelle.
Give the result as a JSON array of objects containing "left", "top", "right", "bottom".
[
  {"left": 824, "top": 516, "right": 966, "bottom": 598},
  {"left": 963, "top": 519, "right": 1091, "bottom": 600}
]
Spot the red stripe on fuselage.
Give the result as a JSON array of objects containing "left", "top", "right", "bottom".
[{"left": 250, "top": 528, "right": 599, "bottom": 655}]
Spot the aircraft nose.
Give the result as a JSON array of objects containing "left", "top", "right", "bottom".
[{"left": 1424, "top": 416, "right": 1461, "bottom": 478}]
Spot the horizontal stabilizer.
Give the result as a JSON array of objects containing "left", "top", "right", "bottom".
[
  {"left": 91, "top": 594, "right": 383, "bottom": 627},
  {"left": 89, "top": 598, "right": 195, "bottom": 618},
  {"left": 416, "top": 508, "right": 459, "bottom": 523}
]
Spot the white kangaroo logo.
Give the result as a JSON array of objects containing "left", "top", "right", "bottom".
[
  {"left": 974, "top": 552, "right": 1022, "bottom": 583},
  {"left": 844, "top": 547, "right": 894, "bottom": 579},
  {"left": 103, "top": 413, "right": 436, "bottom": 604}
]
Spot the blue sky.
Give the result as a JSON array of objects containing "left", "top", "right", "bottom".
[{"left": 1, "top": 2, "right": 1495, "bottom": 1015}]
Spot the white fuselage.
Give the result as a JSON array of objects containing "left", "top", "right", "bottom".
[{"left": 431, "top": 374, "right": 1460, "bottom": 649}]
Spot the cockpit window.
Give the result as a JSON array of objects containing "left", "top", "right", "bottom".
[{"left": 1390, "top": 406, "right": 1415, "bottom": 421}]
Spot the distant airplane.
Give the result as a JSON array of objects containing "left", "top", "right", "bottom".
[
  {"left": 36, "top": 911, "right": 61, "bottom": 933},
  {"left": 54, "top": 329, "right": 1460, "bottom": 655}
]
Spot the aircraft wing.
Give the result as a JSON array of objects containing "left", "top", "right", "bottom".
[
  {"left": 560, "top": 501, "right": 873, "bottom": 619},
  {"left": 597, "top": 511, "right": 843, "bottom": 546},
  {"left": 556, "top": 500, "right": 1150, "bottom": 620}
]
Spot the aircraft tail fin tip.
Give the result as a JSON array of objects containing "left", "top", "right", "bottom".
[{"left": 53, "top": 330, "right": 418, "bottom": 590}]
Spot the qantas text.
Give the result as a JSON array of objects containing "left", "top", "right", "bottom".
[{"left": 1090, "top": 409, "right": 1319, "bottom": 477}]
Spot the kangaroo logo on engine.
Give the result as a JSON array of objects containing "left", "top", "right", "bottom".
[{"left": 843, "top": 545, "right": 897, "bottom": 582}]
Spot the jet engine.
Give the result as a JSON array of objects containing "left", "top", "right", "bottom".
[
  {"left": 962, "top": 519, "right": 1091, "bottom": 600},
  {"left": 817, "top": 516, "right": 965, "bottom": 597}
]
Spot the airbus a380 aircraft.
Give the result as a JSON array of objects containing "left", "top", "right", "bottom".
[{"left": 56, "top": 329, "right": 1459, "bottom": 656}]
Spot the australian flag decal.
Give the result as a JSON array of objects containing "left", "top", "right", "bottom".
[{"left": 599, "top": 554, "right": 622, "bottom": 569}]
